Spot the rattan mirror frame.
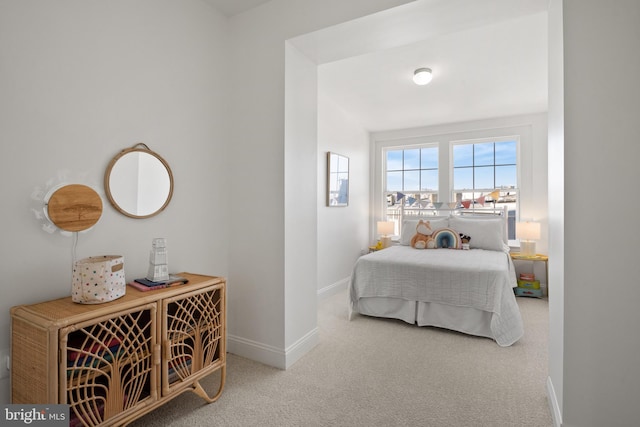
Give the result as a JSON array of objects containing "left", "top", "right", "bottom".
[{"left": 104, "top": 143, "right": 174, "bottom": 219}]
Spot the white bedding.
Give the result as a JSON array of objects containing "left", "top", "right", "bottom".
[{"left": 349, "top": 246, "right": 524, "bottom": 346}]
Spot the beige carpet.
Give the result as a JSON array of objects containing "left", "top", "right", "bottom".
[{"left": 131, "top": 289, "right": 552, "bottom": 426}]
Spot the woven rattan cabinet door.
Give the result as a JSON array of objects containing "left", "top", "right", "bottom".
[
  {"left": 161, "top": 282, "right": 225, "bottom": 400},
  {"left": 60, "top": 303, "right": 158, "bottom": 427}
]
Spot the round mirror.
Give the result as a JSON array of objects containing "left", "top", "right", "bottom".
[{"left": 104, "top": 144, "right": 173, "bottom": 218}]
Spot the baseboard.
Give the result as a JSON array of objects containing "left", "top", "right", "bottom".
[
  {"left": 284, "top": 327, "right": 319, "bottom": 369},
  {"left": 546, "top": 376, "right": 562, "bottom": 427},
  {"left": 317, "top": 277, "right": 349, "bottom": 300},
  {"left": 227, "top": 334, "right": 286, "bottom": 369},
  {"left": 227, "top": 327, "right": 319, "bottom": 370}
]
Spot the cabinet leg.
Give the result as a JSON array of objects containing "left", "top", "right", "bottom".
[{"left": 192, "top": 366, "right": 226, "bottom": 403}]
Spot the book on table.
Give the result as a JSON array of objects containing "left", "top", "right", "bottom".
[{"left": 130, "top": 275, "right": 189, "bottom": 291}]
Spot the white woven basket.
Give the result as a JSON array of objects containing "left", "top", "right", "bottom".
[{"left": 72, "top": 255, "right": 126, "bottom": 304}]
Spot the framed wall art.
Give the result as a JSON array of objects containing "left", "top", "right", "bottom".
[{"left": 326, "top": 152, "right": 349, "bottom": 207}]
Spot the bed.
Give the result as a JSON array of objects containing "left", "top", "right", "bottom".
[{"left": 348, "top": 209, "right": 524, "bottom": 346}]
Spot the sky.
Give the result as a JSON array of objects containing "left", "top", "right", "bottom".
[{"left": 386, "top": 141, "right": 517, "bottom": 193}]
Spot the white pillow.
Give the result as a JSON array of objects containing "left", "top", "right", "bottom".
[
  {"left": 448, "top": 216, "right": 505, "bottom": 251},
  {"left": 400, "top": 217, "right": 449, "bottom": 246}
]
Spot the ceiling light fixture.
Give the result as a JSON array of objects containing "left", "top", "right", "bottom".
[{"left": 413, "top": 68, "right": 433, "bottom": 85}]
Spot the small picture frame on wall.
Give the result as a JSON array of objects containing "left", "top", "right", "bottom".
[{"left": 326, "top": 152, "right": 349, "bottom": 207}]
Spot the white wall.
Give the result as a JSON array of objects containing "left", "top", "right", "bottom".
[
  {"left": 546, "top": 0, "right": 564, "bottom": 424},
  {"left": 226, "top": 0, "right": 413, "bottom": 368},
  {"left": 0, "top": 0, "right": 230, "bottom": 403},
  {"left": 283, "top": 42, "right": 320, "bottom": 364},
  {"left": 317, "top": 92, "right": 370, "bottom": 296},
  {"left": 556, "top": 1, "right": 640, "bottom": 425},
  {"left": 371, "top": 113, "right": 549, "bottom": 253}
]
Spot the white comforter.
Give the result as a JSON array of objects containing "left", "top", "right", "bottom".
[{"left": 349, "top": 246, "right": 523, "bottom": 346}]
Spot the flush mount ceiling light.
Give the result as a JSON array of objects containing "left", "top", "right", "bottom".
[{"left": 413, "top": 67, "right": 433, "bottom": 85}]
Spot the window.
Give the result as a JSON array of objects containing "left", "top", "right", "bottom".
[
  {"left": 452, "top": 140, "right": 518, "bottom": 239},
  {"left": 384, "top": 146, "right": 438, "bottom": 232},
  {"left": 375, "top": 125, "right": 529, "bottom": 245}
]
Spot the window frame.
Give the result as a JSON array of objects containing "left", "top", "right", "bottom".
[
  {"left": 383, "top": 144, "right": 440, "bottom": 194},
  {"left": 450, "top": 136, "right": 519, "bottom": 192},
  {"left": 382, "top": 143, "right": 440, "bottom": 235},
  {"left": 450, "top": 136, "right": 520, "bottom": 240},
  {"left": 376, "top": 134, "right": 522, "bottom": 242}
]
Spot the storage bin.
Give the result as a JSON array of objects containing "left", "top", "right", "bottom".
[
  {"left": 72, "top": 256, "right": 126, "bottom": 304},
  {"left": 514, "top": 287, "right": 543, "bottom": 298},
  {"left": 517, "top": 279, "right": 540, "bottom": 289}
]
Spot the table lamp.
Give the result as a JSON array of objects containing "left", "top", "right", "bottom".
[
  {"left": 377, "top": 221, "right": 395, "bottom": 248},
  {"left": 516, "top": 221, "right": 540, "bottom": 257}
]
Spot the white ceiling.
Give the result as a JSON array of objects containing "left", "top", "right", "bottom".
[
  {"left": 204, "top": 0, "right": 549, "bottom": 132},
  {"left": 319, "top": 10, "right": 548, "bottom": 132},
  {"left": 202, "top": 0, "right": 270, "bottom": 17}
]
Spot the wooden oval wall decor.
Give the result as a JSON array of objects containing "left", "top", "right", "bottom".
[{"left": 47, "top": 184, "right": 103, "bottom": 232}]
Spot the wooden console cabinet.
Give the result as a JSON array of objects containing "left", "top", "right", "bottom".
[{"left": 11, "top": 273, "right": 225, "bottom": 426}]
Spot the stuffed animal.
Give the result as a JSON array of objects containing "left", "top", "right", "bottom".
[
  {"left": 460, "top": 233, "right": 471, "bottom": 250},
  {"left": 410, "top": 220, "right": 436, "bottom": 249}
]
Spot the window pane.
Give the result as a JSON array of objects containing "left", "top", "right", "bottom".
[
  {"left": 403, "top": 170, "right": 420, "bottom": 191},
  {"left": 386, "top": 150, "right": 403, "bottom": 171},
  {"left": 329, "top": 174, "right": 337, "bottom": 191},
  {"left": 336, "top": 173, "right": 348, "bottom": 204},
  {"left": 453, "top": 144, "right": 473, "bottom": 167},
  {"left": 474, "top": 166, "right": 494, "bottom": 189},
  {"left": 454, "top": 168, "right": 473, "bottom": 189},
  {"left": 384, "top": 145, "right": 440, "bottom": 221},
  {"left": 474, "top": 142, "right": 494, "bottom": 166},
  {"left": 386, "top": 171, "right": 402, "bottom": 191},
  {"left": 421, "top": 170, "right": 438, "bottom": 191},
  {"left": 421, "top": 147, "right": 438, "bottom": 169},
  {"left": 404, "top": 149, "right": 420, "bottom": 170},
  {"left": 329, "top": 154, "right": 338, "bottom": 173},
  {"left": 329, "top": 173, "right": 339, "bottom": 191},
  {"left": 495, "top": 141, "right": 517, "bottom": 165},
  {"left": 495, "top": 165, "right": 517, "bottom": 188},
  {"left": 336, "top": 156, "right": 348, "bottom": 173}
]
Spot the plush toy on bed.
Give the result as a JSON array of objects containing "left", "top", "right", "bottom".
[
  {"left": 460, "top": 234, "right": 471, "bottom": 250},
  {"left": 410, "top": 220, "right": 436, "bottom": 249}
]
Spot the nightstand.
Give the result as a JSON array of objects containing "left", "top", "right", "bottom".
[{"left": 510, "top": 253, "right": 549, "bottom": 294}]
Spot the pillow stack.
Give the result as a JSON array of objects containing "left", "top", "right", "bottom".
[{"left": 401, "top": 215, "right": 507, "bottom": 252}]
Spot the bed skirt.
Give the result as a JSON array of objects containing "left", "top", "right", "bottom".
[{"left": 349, "top": 295, "right": 522, "bottom": 347}]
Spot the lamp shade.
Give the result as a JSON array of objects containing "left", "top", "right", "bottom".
[
  {"left": 377, "top": 221, "right": 394, "bottom": 236},
  {"left": 516, "top": 221, "right": 540, "bottom": 241}
]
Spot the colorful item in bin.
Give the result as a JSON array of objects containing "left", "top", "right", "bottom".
[
  {"left": 68, "top": 337, "right": 122, "bottom": 361},
  {"left": 517, "top": 279, "right": 541, "bottom": 289},
  {"left": 515, "top": 287, "right": 542, "bottom": 298},
  {"left": 519, "top": 272, "right": 535, "bottom": 281}
]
